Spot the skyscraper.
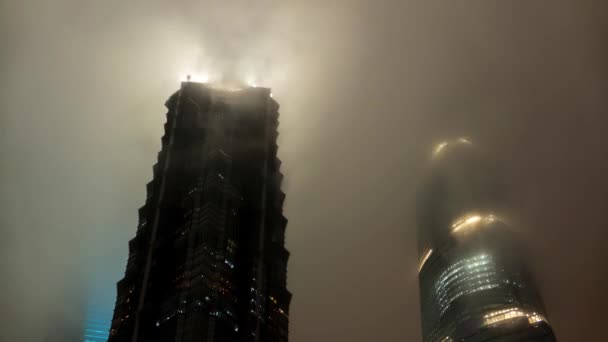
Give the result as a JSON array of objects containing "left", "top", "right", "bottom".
[
  {"left": 109, "top": 81, "right": 291, "bottom": 342},
  {"left": 416, "top": 139, "right": 556, "bottom": 342}
]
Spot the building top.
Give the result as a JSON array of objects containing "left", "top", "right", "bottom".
[
  {"left": 431, "top": 137, "right": 475, "bottom": 161},
  {"left": 165, "top": 81, "right": 277, "bottom": 110},
  {"left": 417, "top": 137, "right": 508, "bottom": 252}
]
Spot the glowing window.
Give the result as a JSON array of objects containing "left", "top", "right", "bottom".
[
  {"left": 483, "top": 307, "right": 549, "bottom": 327},
  {"left": 435, "top": 254, "right": 500, "bottom": 316}
]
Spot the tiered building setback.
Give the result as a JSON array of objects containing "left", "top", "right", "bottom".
[{"left": 109, "top": 82, "right": 291, "bottom": 342}]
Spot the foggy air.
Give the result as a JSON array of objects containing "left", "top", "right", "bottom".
[{"left": 1, "top": 1, "right": 607, "bottom": 341}]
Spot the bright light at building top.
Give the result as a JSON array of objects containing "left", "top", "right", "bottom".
[
  {"left": 181, "top": 73, "right": 267, "bottom": 91},
  {"left": 451, "top": 213, "right": 500, "bottom": 235},
  {"left": 246, "top": 77, "right": 257, "bottom": 88},
  {"left": 432, "top": 137, "right": 473, "bottom": 158},
  {"left": 183, "top": 73, "right": 209, "bottom": 83},
  {"left": 433, "top": 142, "right": 448, "bottom": 156}
]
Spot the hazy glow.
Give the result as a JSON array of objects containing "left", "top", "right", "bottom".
[
  {"left": 432, "top": 137, "right": 473, "bottom": 158},
  {"left": 177, "top": 69, "right": 269, "bottom": 91},
  {"left": 182, "top": 73, "right": 210, "bottom": 83},
  {"left": 246, "top": 77, "right": 257, "bottom": 87},
  {"left": 483, "top": 307, "right": 549, "bottom": 327},
  {"left": 178, "top": 73, "right": 257, "bottom": 92},
  {"left": 433, "top": 142, "right": 448, "bottom": 156},
  {"left": 210, "top": 84, "right": 244, "bottom": 92},
  {"left": 451, "top": 213, "right": 500, "bottom": 235},
  {"left": 451, "top": 214, "right": 481, "bottom": 233},
  {"left": 418, "top": 248, "right": 433, "bottom": 273}
]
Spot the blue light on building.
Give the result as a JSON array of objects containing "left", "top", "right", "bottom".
[{"left": 83, "top": 306, "right": 112, "bottom": 342}]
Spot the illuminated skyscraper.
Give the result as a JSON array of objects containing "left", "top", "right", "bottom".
[
  {"left": 109, "top": 81, "right": 291, "bottom": 342},
  {"left": 416, "top": 139, "right": 556, "bottom": 342}
]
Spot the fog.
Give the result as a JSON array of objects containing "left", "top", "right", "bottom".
[{"left": 1, "top": 1, "right": 607, "bottom": 341}]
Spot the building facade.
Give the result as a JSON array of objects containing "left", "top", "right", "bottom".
[
  {"left": 416, "top": 139, "right": 556, "bottom": 342},
  {"left": 109, "top": 82, "right": 291, "bottom": 342},
  {"left": 84, "top": 305, "right": 112, "bottom": 342}
]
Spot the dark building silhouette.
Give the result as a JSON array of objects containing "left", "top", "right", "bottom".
[
  {"left": 416, "top": 139, "right": 556, "bottom": 342},
  {"left": 109, "top": 82, "right": 291, "bottom": 342}
]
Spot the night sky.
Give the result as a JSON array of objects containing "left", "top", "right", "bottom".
[{"left": 1, "top": 1, "right": 607, "bottom": 341}]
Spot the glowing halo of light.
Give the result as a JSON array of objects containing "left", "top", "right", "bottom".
[
  {"left": 432, "top": 137, "right": 473, "bottom": 159},
  {"left": 450, "top": 212, "right": 503, "bottom": 236},
  {"left": 179, "top": 68, "right": 211, "bottom": 83},
  {"left": 433, "top": 142, "right": 449, "bottom": 156},
  {"left": 181, "top": 73, "right": 210, "bottom": 83}
]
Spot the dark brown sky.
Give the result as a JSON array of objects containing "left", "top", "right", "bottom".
[{"left": 1, "top": 1, "right": 607, "bottom": 341}]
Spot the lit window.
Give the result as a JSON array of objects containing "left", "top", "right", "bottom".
[
  {"left": 527, "top": 312, "right": 548, "bottom": 325},
  {"left": 435, "top": 254, "right": 500, "bottom": 316},
  {"left": 483, "top": 307, "right": 549, "bottom": 326}
]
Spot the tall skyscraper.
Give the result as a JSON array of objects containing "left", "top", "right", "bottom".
[
  {"left": 416, "top": 139, "right": 556, "bottom": 342},
  {"left": 109, "top": 81, "right": 291, "bottom": 342}
]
